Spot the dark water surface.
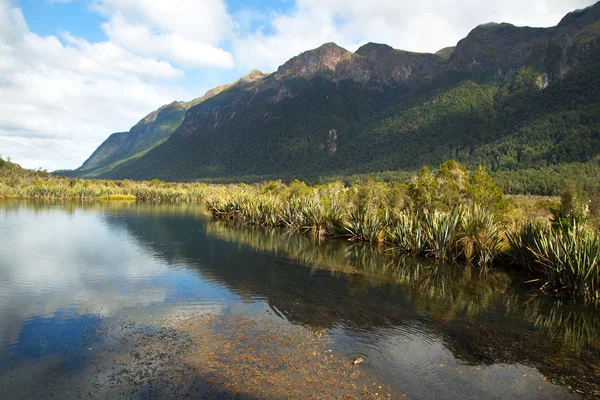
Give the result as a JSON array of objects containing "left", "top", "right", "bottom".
[{"left": 0, "top": 200, "right": 598, "bottom": 399}]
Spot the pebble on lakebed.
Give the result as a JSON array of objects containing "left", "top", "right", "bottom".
[{"left": 96, "top": 313, "right": 400, "bottom": 399}]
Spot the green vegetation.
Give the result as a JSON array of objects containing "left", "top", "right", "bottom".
[
  {"left": 201, "top": 163, "right": 507, "bottom": 269},
  {"left": 532, "top": 222, "right": 599, "bottom": 301},
  {"left": 0, "top": 156, "right": 207, "bottom": 202},
  {"left": 49, "top": 4, "right": 600, "bottom": 199},
  {"left": 508, "top": 191, "right": 600, "bottom": 303},
  {"left": 87, "top": 58, "right": 600, "bottom": 195},
  {"left": 83, "top": 137, "right": 169, "bottom": 178},
  {"left": 2, "top": 156, "right": 599, "bottom": 302},
  {"left": 86, "top": 50, "right": 600, "bottom": 194},
  {"left": 61, "top": 98, "right": 200, "bottom": 178},
  {"left": 200, "top": 161, "right": 598, "bottom": 303}
]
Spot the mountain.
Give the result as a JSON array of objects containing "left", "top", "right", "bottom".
[
  {"left": 63, "top": 2, "right": 600, "bottom": 192},
  {"left": 67, "top": 82, "right": 235, "bottom": 178}
]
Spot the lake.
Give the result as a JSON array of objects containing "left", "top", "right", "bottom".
[{"left": 0, "top": 200, "right": 598, "bottom": 399}]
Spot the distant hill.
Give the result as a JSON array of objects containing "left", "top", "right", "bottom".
[
  {"left": 60, "top": 2, "right": 600, "bottom": 194},
  {"left": 0, "top": 156, "right": 29, "bottom": 175}
]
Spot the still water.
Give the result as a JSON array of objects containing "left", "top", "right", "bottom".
[{"left": 0, "top": 200, "right": 598, "bottom": 399}]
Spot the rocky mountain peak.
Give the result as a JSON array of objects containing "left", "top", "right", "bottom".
[
  {"left": 69, "top": 2, "right": 600, "bottom": 182},
  {"left": 240, "top": 69, "right": 266, "bottom": 83},
  {"left": 355, "top": 42, "right": 394, "bottom": 60},
  {"left": 435, "top": 46, "right": 455, "bottom": 59},
  {"left": 447, "top": 20, "right": 548, "bottom": 73},
  {"left": 275, "top": 42, "right": 352, "bottom": 79},
  {"left": 558, "top": 1, "right": 600, "bottom": 29}
]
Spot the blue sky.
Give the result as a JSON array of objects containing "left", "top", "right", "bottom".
[
  {"left": 0, "top": 0, "right": 594, "bottom": 171},
  {"left": 16, "top": 0, "right": 297, "bottom": 92},
  {"left": 15, "top": 0, "right": 293, "bottom": 96}
]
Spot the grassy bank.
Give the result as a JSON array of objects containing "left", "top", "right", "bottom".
[
  {"left": 0, "top": 157, "right": 207, "bottom": 202},
  {"left": 1, "top": 156, "right": 598, "bottom": 303},
  {"left": 200, "top": 170, "right": 598, "bottom": 303}
]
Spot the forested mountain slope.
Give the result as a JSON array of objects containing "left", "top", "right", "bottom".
[{"left": 63, "top": 2, "right": 600, "bottom": 191}]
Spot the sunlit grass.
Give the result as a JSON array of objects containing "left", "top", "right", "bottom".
[
  {"left": 2, "top": 156, "right": 599, "bottom": 302},
  {"left": 102, "top": 194, "right": 137, "bottom": 201}
]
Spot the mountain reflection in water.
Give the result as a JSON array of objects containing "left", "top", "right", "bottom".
[{"left": 0, "top": 200, "right": 598, "bottom": 399}]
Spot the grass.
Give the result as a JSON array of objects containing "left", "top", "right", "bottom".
[
  {"left": 102, "top": 194, "right": 137, "bottom": 201},
  {"left": 2, "top": 156, "right": 599, "bottom": 302},
  {"left": 422, "top": 209, "right": 461, "bottom": 261},
  {"left": 460, "top": 205, "right": 504, "bottom": 267},
  {"left": 507, "top": 221, "right": 600, "bottom": 303},
  {"left": 389, "top": 211, "right": 427, "bottom": 255},
  {"left": 345, "top": 206, "right": 384, "bottom": 243},
  {"left": 0, "top": 157, "right": 208, "bottom": 202},
  {"left": 202, "top": 186, "right": 508, "bottom": 268}
]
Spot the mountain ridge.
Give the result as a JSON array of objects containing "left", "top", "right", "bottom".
[{"left": 61, "top": 1, "right": 600, "bottom": 189}]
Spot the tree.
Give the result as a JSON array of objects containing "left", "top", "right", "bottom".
[
  {"left": 406, "top": 166, "right": 439, "bottom": 210},
  {"left": 468, "top": 166, "right": 507, "bottom": 214},
  {"left": 551, "top": 184, "right": 590, "bottom": 230},
  {"left": 437, "top": 159, "right": 470, "bottom": 207}
]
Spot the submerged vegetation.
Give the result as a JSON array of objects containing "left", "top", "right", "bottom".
[{"left": 1, "top": 156, "right": 599, "bottom": 303}]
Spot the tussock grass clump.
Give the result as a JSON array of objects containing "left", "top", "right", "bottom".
[
  {"left": 459, "top": 205, "right": 504, "bottom": 267},
  {"left": 345, "top": 206, "right": 385, "bottom": 243},
  {"left": 387, "top": 207, "right": 503, "bottom": 266},
  {"left": 389, "top": 211, "right": 427, "bottom": 256},
  {"left": 506, "top": 221, "right": 547, "bottom": 267},
  {"left": 508, "top": 220, "right": 600, "bottom": 302},
  {"left": 204, "top": 184, "right": 347, "bottom": 238},
  {"left": 530, "top": 222, "right": 599, "bottom": 302},
  {"left": 278, "top": 198, "right": 306, "bottom": 230},
  {"left": 422, "top": 209, "right": 461, "bottom": 261}
]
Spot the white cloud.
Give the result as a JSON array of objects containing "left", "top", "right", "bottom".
[
  {"left": 0, "top": 0, "right": 596, "bottom": 171},
  {"left": 0, "top": 0, "right": 235, "bottom": 171},
  {"left": 94, "top": 0, "right": 234, "bottom": 68},
  {"left": 102, "top": 14, "right": 234, "bottom": 69},
  {"left": 0, "top": 2, "right": 190, "bottom": 171},
  {"left": 0, "top": 208, "right": 174, "bottom": 344},
  {"left": 234, "top": 0, "right": 594, "bottom": 71},
  {"left": 93, "top": 0, "right": 232, "bottom": 42}
]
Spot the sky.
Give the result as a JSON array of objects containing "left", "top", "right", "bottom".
[{"left": 0, "top": 0, "right": 595, "bottom": 171}]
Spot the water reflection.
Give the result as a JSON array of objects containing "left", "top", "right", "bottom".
[
  {"left": 204, "top": 220, "right": 599, "bottom": 351},
  {"left": 0, "top": 200, "right": 598, "bottom": 399},
  {"left": 201, "top": 220, "right": 600, "bottom": 396}
]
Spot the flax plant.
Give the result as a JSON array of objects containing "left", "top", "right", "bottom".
[
  {"left": 529, "top": 222, "right": 600, "bottom": 302},
  {"left": 389, "top": 211, "right": 427, "bottom": 256},
  {"left": 422, "top": 209, "right": 461, "bottom": 261},
  {"left": 459, "top": 205, "right": 504, "bottom": 267}
]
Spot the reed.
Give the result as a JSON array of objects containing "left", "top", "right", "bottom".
[
  {"left": 278, "top": 198, "right": 306, "bottom": 230},
  {"left": 505, "top": 220, "right": 547, "bottom": 267}
]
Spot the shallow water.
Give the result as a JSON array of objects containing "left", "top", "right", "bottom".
[{"left": 0, "top": 200, "right": 598, "bottom": 399}]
